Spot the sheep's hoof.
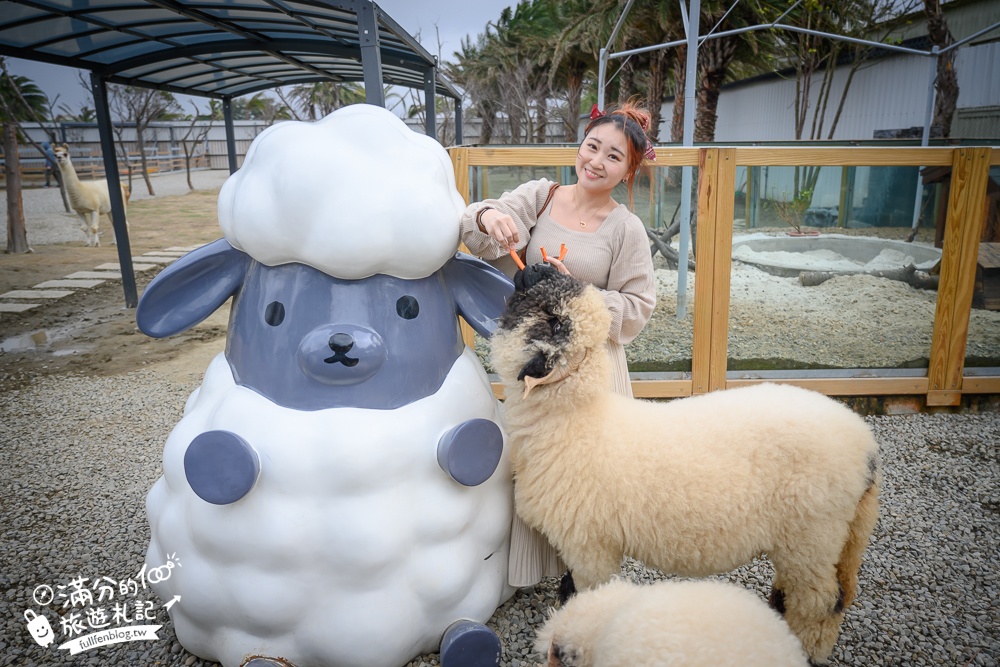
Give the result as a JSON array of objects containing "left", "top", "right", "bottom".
[
  {"left": 558, "top": 571, "right": 577, "bottom": 604},
  {"left": 440, "top": 620, "right": 501, "bottom": 667},
  {"left": 437, "top": 419, "right": 503, "bottom": 486},
  {"left": 184, "top": 430, "right": 259, "bottom": 504},
  {"left": 768, "top": 586, "right": 786, "bottom": 615},
  {"left": 242, "top": 657, "right": 297, "bottom": 667}
]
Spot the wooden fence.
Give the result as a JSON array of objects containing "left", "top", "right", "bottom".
[{"left": 450, "top": 145, "right": 1000, "bottom": 406}]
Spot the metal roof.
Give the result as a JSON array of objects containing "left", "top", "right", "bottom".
[{"left": 0, "top": 0, "right": 461, "bottom": 100}]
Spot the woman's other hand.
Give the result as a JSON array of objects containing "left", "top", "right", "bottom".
[{"left": 543, "top": 256, "right": 571, "bottom": 276}]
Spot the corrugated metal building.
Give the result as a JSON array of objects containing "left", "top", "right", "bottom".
[{"left": 658, "top": 0, "right": 1000, "bottom": 143}]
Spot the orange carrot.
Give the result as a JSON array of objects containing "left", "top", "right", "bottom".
[{"left": 509, "top": 247, "right": 526, "bottom": 270}]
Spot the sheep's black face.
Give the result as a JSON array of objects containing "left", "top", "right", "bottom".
[{"left": 499, "top": 268, "right": 586, "bottom": 381}]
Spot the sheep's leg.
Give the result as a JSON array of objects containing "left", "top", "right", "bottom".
[
  {"left": 772, "top": 561, "right": 844, "bottom": 665},
  {"left": 439, "top": 619, "right": 501, "bottom": 667},
  {"left": 560, "top": 548, "right": 621, "bottom": 592}
]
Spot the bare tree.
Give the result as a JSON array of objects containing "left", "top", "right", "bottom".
[
  {"left": 109, "top": 85, "right": 182, "bottom": 196},
  {"left": 178, "top": 102, "right": 214, "bottom": 189},
  {"left": 3, "top": 123, "right": 28, "bottom": 253},
  {"left": 923, "top": 0, "right": 958, "bottom": 137}
]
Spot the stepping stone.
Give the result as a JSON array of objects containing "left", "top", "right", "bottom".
[
  {"left": 95, "top": 262, "right": 159, "bottom": 271},
  {"left": 0, "top": 302, "right": 39, "bottom": 313},
  {"left": 1, "top": 290, "right": 74, "bottom": 299},
  {"left": 66, "top": 271, "right": 122, "bottom": 280},
  {"left": 34, "top": 279, "right": 105, "bottom": 289},
  {"left": 165, "top": 246, "right": 199, "bottom": 252}
]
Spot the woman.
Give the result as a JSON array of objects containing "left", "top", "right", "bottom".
[{"left": 459, "top": 101, "right": 657, "bottom": 586}]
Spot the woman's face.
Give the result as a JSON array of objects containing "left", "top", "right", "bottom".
[{"left": 576, "top": 123, "right": 631, "bottom": 193}]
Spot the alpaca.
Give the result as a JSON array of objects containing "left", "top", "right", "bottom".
[
  {"left": 535, "top": 578, "right": 810, "bottom": 667},
  {"left": 490, "top": 265, "right": 881, "bottom": 665},
  {"left": 53, "top": 144, "right": 130, "bottom": 247}
]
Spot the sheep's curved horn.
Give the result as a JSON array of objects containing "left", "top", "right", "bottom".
[{"left": 523, "top": 349, "right": 588, "bottom": 398}]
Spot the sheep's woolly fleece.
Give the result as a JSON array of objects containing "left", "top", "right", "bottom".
[
  {"left": 217, "top": 104, "right": 466, "bottom": 280},
  {"left": 534, "top": 578, "right": 809, "bottom": 667}
]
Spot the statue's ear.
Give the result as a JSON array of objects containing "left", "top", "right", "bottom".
[
  {"left": 137, "top": 238, "right": 250, "bottom": 338},
  {"left": 443, "top": 252, "right": 514, "bottom": 339}
]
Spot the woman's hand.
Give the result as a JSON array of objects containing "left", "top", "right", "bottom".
[
  {"left": 479, "top": 209, "right": 520, "bottom": 250},
  {"left": 543, "top": 256, "right": 571, "bottom": 276}
]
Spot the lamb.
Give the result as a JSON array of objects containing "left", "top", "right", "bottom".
[
  {"left": 534, "top": 578, "right": 810, "bottom": 667},
  {"left": 52, "top": 143, "right": 130, "bottom": 246},
  {"left": 490, "top": 265, "right": 881, "bottom": 665}
]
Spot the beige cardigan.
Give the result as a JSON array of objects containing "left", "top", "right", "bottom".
[{"left": 459, "top": 178, "right": 655, "bottom": 346}]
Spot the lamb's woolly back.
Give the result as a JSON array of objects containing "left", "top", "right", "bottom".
[{"left": 534, "top": 578, "right": 809, "bottom": 667}]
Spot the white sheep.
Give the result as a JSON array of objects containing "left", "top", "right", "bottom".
[
  {"left": 490, "top": 266, "right": 881, "bottom": 665},
  {"left": 534, "top": 578, "right": 810, "bottom": 667},
  {"left": 53, "top": 143, "right": 129, "bottom": 247}
]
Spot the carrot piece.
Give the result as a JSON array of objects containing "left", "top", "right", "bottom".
[
  {"left": 509, "top": 247, "right": 526, "bottom": 270},
  {"left": 558, "top": 244, "right": 568, "bottom": 261},
  {"left": 540, "top": 246, "right": 549, "bottom": 262}
]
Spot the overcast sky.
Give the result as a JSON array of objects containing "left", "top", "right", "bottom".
[{"left": 5, "top": 0, "right": 515, "bottom": 117}]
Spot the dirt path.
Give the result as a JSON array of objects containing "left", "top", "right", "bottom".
[{"left": 1, "top": 179, "right": 230, "bottom": 390}]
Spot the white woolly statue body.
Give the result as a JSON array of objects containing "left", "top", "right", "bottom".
[
  {"left": 534, "top": 578, "right": 810, "bottom": 667},
  {"left": 53, "top": 143, "right": 129, "bottom": 247},
  {"left": 491, "top": 267, "right": 881, "bottom": 665}
]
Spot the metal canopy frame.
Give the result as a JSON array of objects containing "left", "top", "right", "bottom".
[{"left": 0, "top": 0, "right": 463, "bottom": 307}]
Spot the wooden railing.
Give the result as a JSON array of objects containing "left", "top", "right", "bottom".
[{"left": 450, "top": 145, "right": 1000, "bottom": 406}]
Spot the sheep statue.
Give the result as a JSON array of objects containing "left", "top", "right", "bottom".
[
  {"left": 136, "top": 105, "right": 517, "bottom": 667},
  {"left": 534, "top": 578, "right": 810, "bottom": 667},
  {"left": 490, "top": 265, "right": 881, "bottom": 665}
]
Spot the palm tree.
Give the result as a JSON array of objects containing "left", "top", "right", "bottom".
[
  {"left": 287, "top": 81, "right": 365, "bottom": 120},
  {"left": 0, "top": 64, "right": 50, "bottom": 253}
]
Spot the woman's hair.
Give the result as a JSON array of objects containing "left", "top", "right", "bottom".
[{"left": 582, "top": 99, "right": 654, "bottom": 204}]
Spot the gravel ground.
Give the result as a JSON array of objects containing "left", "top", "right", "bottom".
[
  {"left": 2, "top": 172, "right": 998, "bottom": 666},
  {"left": 1, "top": 371, "right": 998, "bottom": 667}
]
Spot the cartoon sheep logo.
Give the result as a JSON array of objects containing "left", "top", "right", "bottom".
[{"left": 137, "top": 105, "right": 515, "bottom": 667}]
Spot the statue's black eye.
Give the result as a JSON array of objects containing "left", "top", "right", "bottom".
[
  {"left": 396, "top": 296, "right": 419, "bottom": 320},
  {"left": 264, "top": 301, "right": 285, "bottom": 326}
]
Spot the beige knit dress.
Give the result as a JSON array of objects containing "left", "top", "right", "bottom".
[{"left": 460, "top": 178, "right": 656, "bottom": 586}]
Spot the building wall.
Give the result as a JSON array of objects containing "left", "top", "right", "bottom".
[{"left": 656, "top": 0, "right": 1000, "bottom": 143}]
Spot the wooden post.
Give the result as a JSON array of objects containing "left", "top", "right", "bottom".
[
  {"left": 692, "top": 148, "right": 719, "bottom": 394},
  {"left": 927, "top": 147, "right": 992, "bottom": 406}
]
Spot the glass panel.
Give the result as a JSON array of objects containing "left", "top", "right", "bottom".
[
  {"left": 465, "top": 163, "right": 697, "bottom": 379},
  {"left": 963, "top": 165, "right": 1000, "bottom": 371},
  {"left": 629, "top": 165, "right": 695, "bottom": 375},
  {"left": 728, "top": 164, "right": 939, "bottom": 375}
]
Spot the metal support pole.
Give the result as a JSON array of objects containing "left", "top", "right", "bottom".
[
  {"left": 223, "top": 98, "right": 237, "bottom": 174},
  {"left": 358, "top": 0, "right": 385, "bottom": 107},
  {"left": 677, "top": 0, "right": 701, "bottom": 319},
  {"left": 596, "top": 0, "right": 636, "bottom": 111},
  {"left": 424, "top": 66, "right": 436, "bottom": 139},
  {"left": 911, "top": 48, "right": 938, "bottom": 235},
  {"left": 90, "top": 72, "right": 137, "bottom": 308},
  {"left": 455, "top": 100, "right": 463, "bottom": 145}
]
